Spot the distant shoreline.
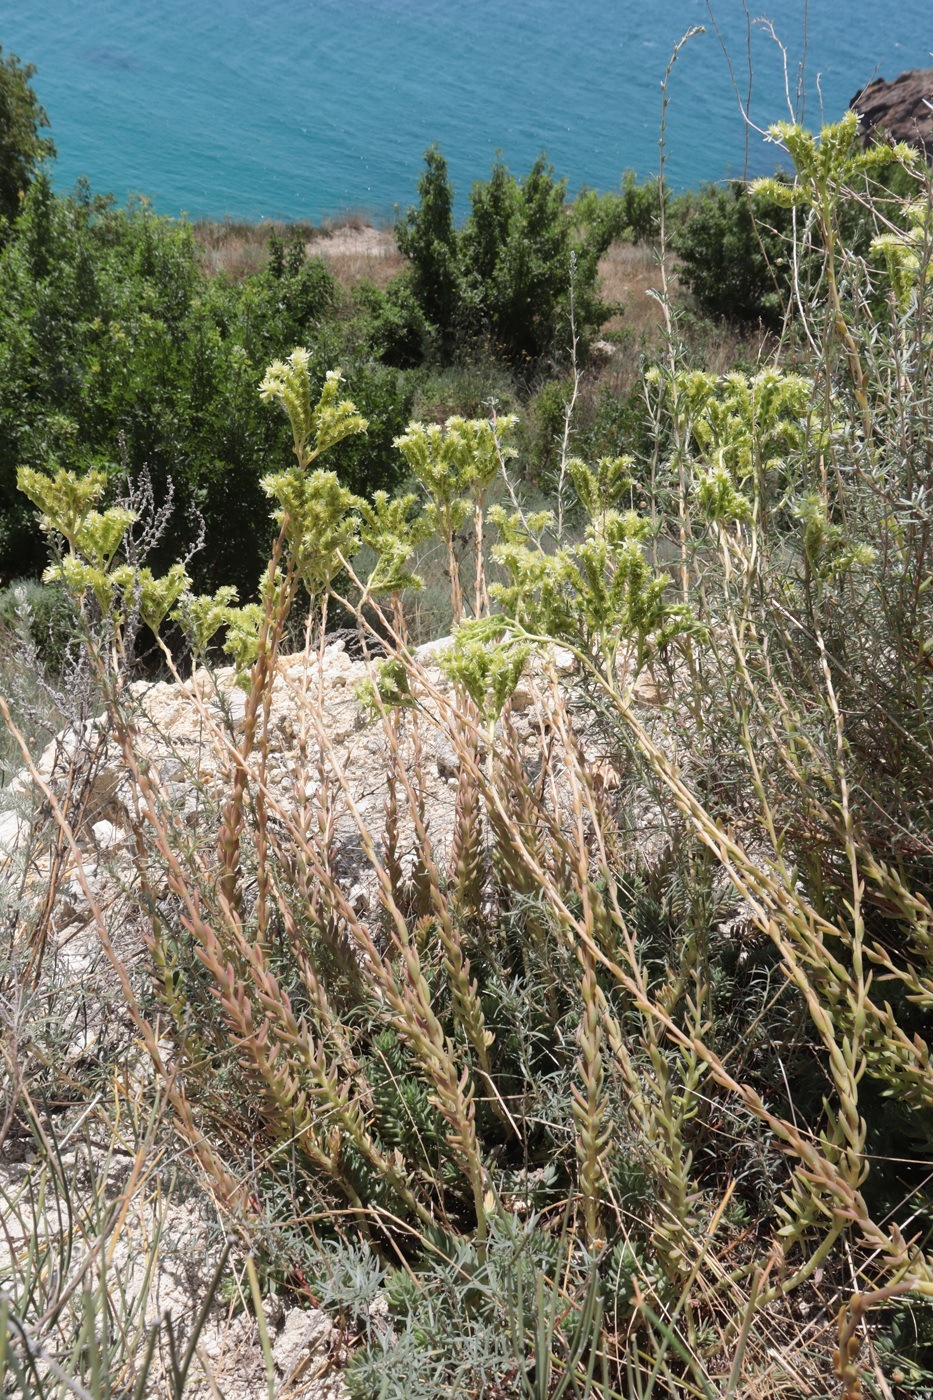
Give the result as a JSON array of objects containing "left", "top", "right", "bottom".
[{"left": 191, "top": 211, "right": 398, "bottom": 237}]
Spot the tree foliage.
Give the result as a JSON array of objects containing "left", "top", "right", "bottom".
[
  {"left": 395, "top": 145, "right": 460, "bottom": 338},
  {"left": 671, "top": 180, "right": 793, "bottom": 326},
  {"left": 397, "top": 148, "right": 624, "bottom": 365},
  {"left": 0, "top": 179, "right": 411, "bottom": 595},
  {"left": 0, "top": 46, "right": 55, "bottom": 230}
]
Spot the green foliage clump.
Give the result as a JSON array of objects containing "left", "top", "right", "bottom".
[
  {"left": 0, "top": 180, "right": 411, "bottom": 597},
  {"left": 0, "top": 577, "right": 71, "bottom": 673},
  {"left": 397, "top": 147, "right": 620, "bottom": 365},
  {"left": 11, "top": 358, "right": 372, "bottom": 689},
  {"left": 671, "top": 179, "right": 792, "bottom": 326},
  {"left": 17, "top": 457, "right": 181, "bottom": 627},
  {"left": 395, "top": 145, "right": 460, "bottom": 342},
  {"left": 439, "top": 615, "right": 531, "bottom": 723},
  {"left": 665, "top": 364, "right": 822, "bottom": 525},
  {"left": 751, "top": 110, "right": 915, "bottom": 221},
  {"left": 871, "top": 199, "right": 933, "bottom": 309},
  {"left": 354, "top": 272, "right": 435, "bottom": 368},
  {"left": 343, "top": 1216, "right": 605, "bottom": 1400},
  {"left": 0, "top": 47, "right": 54, "bottom": 230},
  {"left": 619, "top": 168, "right": 667, "bottom": 242},
  {"left": 485, "top": 451, "right": 693, "bottom": 679},
  {"left": 574, "top": 169, "right": 665, "bottom": 245}
]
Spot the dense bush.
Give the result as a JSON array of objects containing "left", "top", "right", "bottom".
[
  {"left": 0, "top": 577, "right": 72, "bottom": 672},
  {"left": 394, "top": 145, "right": 461, "bottom": 343},
  {"left": 0, "top": 178, "right": 411, "bottom": 595},
  {"left": 0, "top": 46, "right": 55, "bottom": 231},
  {"left": 518, "top": 373, "right": 652, "bottom": 490},
  {"left": 619, "top": 167, "right": 667, "bottom": 242},
  {"left": 353, "top": 271, "right": 435, "bottom": 369},
  {"left": 574, "top": 169, "right": 665, "bottom": 246},
  {"left": 397, "top": 147, "right": 626, "bottom": 365},
  {"left": 671, "top": 179, "right": 793, "bottom": 326}
]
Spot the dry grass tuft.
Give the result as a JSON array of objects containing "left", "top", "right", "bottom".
[
  {"left": 308, "top": 225, "right": 407, "bottom": 289},
  {"left": 191, "top": 216, "right": 407, "bottom": 289},
  {"left": 598, "top": 240, "right": 674, "bottom": 341},
  {"left": 596, "top": 239, "right": 775, "bottom": 381}
]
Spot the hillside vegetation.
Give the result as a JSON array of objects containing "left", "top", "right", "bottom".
[{"left": 1, "top": 48, "right": 933, "bottom": 1400}]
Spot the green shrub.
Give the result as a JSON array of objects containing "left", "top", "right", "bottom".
[
  {"left": 0, "top": 179, "right": 408, "bottom": 596},
  {"left": 0, "top": 46, "right": 54, "bottom": 231},
  {"left": 410, "top": 358, "right": 518, "bottom": 424},
  {"left": 354, "top": 271, "right": 435, "bottom": 368},
  {"left": 671, "top": 180, "right": 793, "bottom": 326},
  {"left": 0, "top": 577, "right": 72, "bottom": 673},
  {"left": 520, "top": 375, "right": 573, "bottom": 482},
  {"left": 574, "top": 170, "right": 665, "bottom": 246},
  {"left": 395, "top": 144, "right": 460, "bottom": 340},
  {"left": 620, "top": 168, "right": 666, "bottom": 242},
  {"left": 397, "top": 148, "right": 621, "bottom": 366},
  {"left": 574, "top": 380, "right": 654, "bottom": 474},
  {"left": 520, "top": 373, "right": 653, "bottom": 490}
]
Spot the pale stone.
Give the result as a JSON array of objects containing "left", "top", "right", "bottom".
[
  {"left": 0, "top": 809, "right": 28, "bottom": 856},
  {"left": 91, "top": 819, "right": 124, "bottom": 851},
  {"left": 272, "top": 1306, "right": 333, "bottom": 1381},
  {"left": 348, "top": 882, "right": 370, "bottom": 913}
]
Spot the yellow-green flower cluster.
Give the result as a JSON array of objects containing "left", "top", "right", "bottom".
[{"left": 259, "top": 354, "right": 367, "bottom": 468}]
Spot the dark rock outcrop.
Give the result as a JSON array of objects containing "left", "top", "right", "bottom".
[{"left": 851, "top": 69, "right": 933, "bottom": 158}]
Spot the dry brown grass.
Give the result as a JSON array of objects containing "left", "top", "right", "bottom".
[
  {"left": 598, "top": 239, "right": 675, "bottom": 341},
  {"left": 307, "top": 225, "right": 406, "bottom": 289},
  {"left": 190, "top": 218, "right": 298, "bottom": 280},
  {"left": 191, "top": 216, "right": 407, "bottom": 289},
  {"left": 597, "top": 238, "right": 775, "bottom": 375}
]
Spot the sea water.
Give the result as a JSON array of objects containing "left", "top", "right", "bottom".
[{"left": 4, "top": 0, "right": 931, "bottom": 221}]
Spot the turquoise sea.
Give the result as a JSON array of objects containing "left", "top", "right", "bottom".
[{"left": 3, "top": 1, "right": 932, "bottom": 221}]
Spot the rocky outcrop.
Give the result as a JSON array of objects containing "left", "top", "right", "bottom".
[
  {"left": 3, "top": 634, "right": 667, "bottom": 1394},
  {"left": 851, "top": 69, "right": 933, "bottom": 158},
  {"left": 16, "top": 634, "right": 607, "bottom": 948},
  {"left": 0, "top": 638, "right": 560, "bottom": 1397}
]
